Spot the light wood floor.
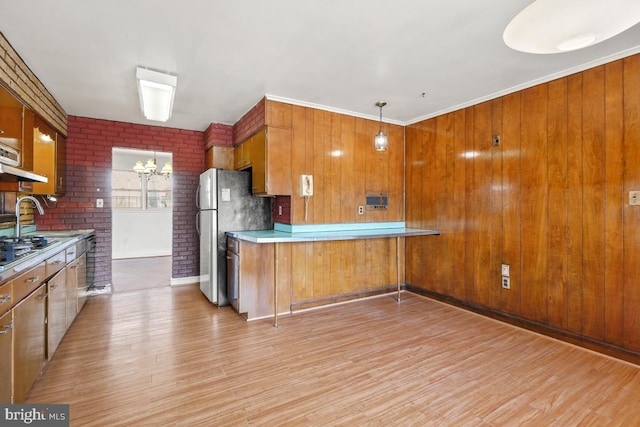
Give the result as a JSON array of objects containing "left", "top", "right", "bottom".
[
  {"left": 26, "top": 286, "right": 640, "bottom": 426},
  {"left": 112, "top": 256, "right": 172, "bottom": 292}
]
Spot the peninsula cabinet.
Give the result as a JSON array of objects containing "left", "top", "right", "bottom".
[
  {"left": 234, "top": 126, "right": 292, "bottom": 196},
  {"left": 0, "top": 310, "right": 12, "bottom": 404},
  {"left": 13, "top": 283, "right": 47, "bottom": 404}
]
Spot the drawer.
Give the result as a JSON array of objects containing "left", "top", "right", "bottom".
[
  {"left": 13, "top": 262, "right": 46, "bottom": 304},
  {"left": 46, "top": 251, "right": 67, "bottom": 277},
  {"left": 0, "top": 281, "right": 13, "bottom": 315},
  {"left": 65, "top": 245, "right": 77, "bottom": 263}
]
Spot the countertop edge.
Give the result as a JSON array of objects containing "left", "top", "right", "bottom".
[{"left": 227, "top": 228, "right": 440, "bottom": 243}]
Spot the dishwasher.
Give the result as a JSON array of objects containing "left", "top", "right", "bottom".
[{"left": 226, "top": 238, "right": 239, "bottom": 311}]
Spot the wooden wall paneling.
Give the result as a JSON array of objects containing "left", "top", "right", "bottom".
[
  {"left": 340, "top": 116, "right": 356, "bottom": 222},
  {"left": 566, "top": 73, "right": 584, "bottom": 335},
  {"left": 355, "top": 239, "right": 368, "bottom": 291},
  {"left": 421, "top": 120, "right": 438, "bottom": 291},
  {"left": 463, "top": 107, "right": 476, "bottom": 302},
  {"left": 519, "top": 85, "right": 549, "bottom": 323},
  {"left": 329, "top": 113, "right": 342, "bottom": 223},
  {"left": 291, "top": 105, "right": 308, "bottom": 224},
  {"left": 471, "top": 102, "right": 493, "bottom": 308},
  {"left": 490, "top": 99, "right": 504, "bottom": 309},
  {"left": 500, "top": 92, "right": 522, "bottom": 315},
  {"left": 434, "top": 114, "right": 453, "bottom": 296},
  {"left": 276, "top": 243, "right": 292, "bottom": 315},
  {"left": 581, "top": 66, "right": 606, "bottom": 340},
  {"left": 354, "top": 118, "right": 368, "bottom": 223},
  {"left": 313, "top": 109, "right": 327, "bottom": 223},
  {"left": 404, "top": 124, "right": 423, "bottom": 286},
  {"left": 546, "top": 78, "right": 569, "bottom": 329},
  {"left": 312, "top": 241, "right": 325, "bottom": 300},
  {"left": 603, "top": 60, "right": 624, "bottom": 346},
  {"left": 622, "top": 54, "right": 640, "bottom": 352},
  {"left": 388, "top": 124, "right": 404, "bottom": 221},
  {"left": 451, "top": 110, "right": 468, "bottom": 300},
  {"left": 304, "top": 108, "right": 316, "bottom": 224}
]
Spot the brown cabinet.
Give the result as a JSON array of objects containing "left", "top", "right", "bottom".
[
  {"left": 71, "top": 253, "right": 87, "bottom": 313},
  {"left": 0, "top": 310, "right": 12, "bottom": 403},
  {"left": 206, "top": 145, "right": 234, "bottom": 170},
  {"left": 30, "top": 116, "right": 65, "bottom": 196},
  {"left": 47, "top": 269, "right": 66, "bottom": 360},
  {"left": 233, "top": 127, "right": 292, "bottom": 196},
  {"left": 0, "top": 86, "right": 24, "bottom": 154},
  {"left": 0, "top": 281, "right": 13, "bottom": 316},
  {"left": 45, "top": 249, "right": 66, "bottom": 278},
  {"left": 65, "top": 262, "right": 77, "bottom": 329},
  {"left": 13, "top": 283, "right": 47, "bottom": 403}
]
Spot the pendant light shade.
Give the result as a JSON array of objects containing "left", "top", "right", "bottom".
[
  {"left": 504, "top": 0, "right": 640, "bottom": 54},
  {"left": 374, "top": 101, "right": 388, "bottom": 151}
]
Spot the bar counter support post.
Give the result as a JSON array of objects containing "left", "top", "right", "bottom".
[
  {"left": 274, "top": 242, "right": 278, "bottom": 328},
  {"left": 396, "top": 236, "right": 401, "bottom": 303}
]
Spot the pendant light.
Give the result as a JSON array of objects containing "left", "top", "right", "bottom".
[{"left": 374, "top": 101, "right": 388, "bottom": 151}]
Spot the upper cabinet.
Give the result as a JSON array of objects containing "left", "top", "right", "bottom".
[
  {"left": 0, "top": 87, "right": 24, "bottom": 155},
  {"left": 29, "top": 116, "right": 65, "bottom": 196},
  {"left": 234, "top": 126, "right": 291, "bottom": 196}
]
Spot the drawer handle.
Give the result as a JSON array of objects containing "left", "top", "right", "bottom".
[
  {"left": 36, "top": 292, "right": 48, "bottom": 300},
  {"left": 50, "top": 284, "right": 58, "bottom": 290},
  {"left": 0, "top": 295, "right": 11, "bottom": 304},
  {"left": 0, "top": 321, "right": 12, "bottom": 335},
  {"left": 51, "top": 260, "right": 64, "bottom": 265},
  {"left": 27, "top": 275, "right": 40, "bottom": 283}
]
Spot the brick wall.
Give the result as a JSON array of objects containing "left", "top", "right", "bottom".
[
  {"left": 36, "top": 116, "right": 205, "bottom": 288},
  {"left": 0, "top": 32, "right": 67, "bottom": 135},
  {"left": 204, "top": 123, "right": 233, "bottom": 149},
  {"left": 233, "top": 98, "right": 265, "bottom": 144}
]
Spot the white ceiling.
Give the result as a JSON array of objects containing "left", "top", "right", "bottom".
[{"left": 1, "top": 0, "right": 640, "bottom": 132}]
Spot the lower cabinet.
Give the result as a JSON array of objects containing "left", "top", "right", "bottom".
[
  {"left": 65, "top": 263, "right": 77, "bottom": 328},
  {"left": 47, "top": 269, "right": 67, "bottom": 360},
  {"left": 13, "top": 283, "right": 47, "bottom": 403},
  {"left": 74, "top": 254, "right": 88, "bottom": 312},
  {"left": 0, "top": 310, "right": 12, "bottom": 403}
]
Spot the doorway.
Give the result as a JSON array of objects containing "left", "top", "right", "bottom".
[{"left": 111, "top": 148, "right": 173, "bottom": 292}]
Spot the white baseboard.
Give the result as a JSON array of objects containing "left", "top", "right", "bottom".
[{"left": 170, "top": 276, "right": 199, "bottom": 286}]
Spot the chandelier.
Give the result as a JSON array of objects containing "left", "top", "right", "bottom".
[{"left": 133, "top": 154, "right": 172, "bottom": 179}]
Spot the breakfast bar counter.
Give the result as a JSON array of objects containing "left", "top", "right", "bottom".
[{"left": 227, "top": 223, "right": 440, "bottom": 326}]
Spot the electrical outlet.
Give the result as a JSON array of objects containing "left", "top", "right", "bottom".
[
  {"left": 358, "top": 206, "right": 364, "bottom": 215},
  {"left": 96, "top": 198, "right": 104, "bottom": 208},
  {"left": 630, "top": 191, "right": 640, "bottom": 206},
  {"left": 278, "top": 205, "right": 283, "bottom": 216},
  {"left": 502, "top": 276, "right": 510, "bottom": 290}
]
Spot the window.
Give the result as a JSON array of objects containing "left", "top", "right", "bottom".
[{"left": 111, "top": 148, "right": 173, "bottom": 210}]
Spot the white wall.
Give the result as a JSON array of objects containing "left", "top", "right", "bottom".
[{"left": 112, "top": 210, "right": 172, "bottom": 259}]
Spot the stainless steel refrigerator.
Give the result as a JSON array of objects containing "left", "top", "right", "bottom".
[{"left": 197, "top": 168, "right": 272, "bottom": 305}]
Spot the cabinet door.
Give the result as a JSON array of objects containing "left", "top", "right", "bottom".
[
  {"left": 13, "top": 284, "right": 47, "bottom": 403},
  {"left": 30, "top": 116, "right": 60, "bottom": 195},
  {"left": 250, "top": 130, "right": 266, "bottom": 194},
  {"left": 0, "top": 310, "right": 12, "bottom": 404},
  {"left": 55, "top": 134, "right": 66, "bottom": 195},
  {"left": 47, "top": 269, "right": 67, "bottom": 360},
  {"left": 75, "top": 254, "right": 88, "bottom": 312},
  {"left": 265, "top": 127, "right": 292, "bottom": 195},
  {"left": 0, "top": 87, "right": 24, "bottom": 153},
  {"left": 66, "top": 261, "right": 78, "bottom": 328}
]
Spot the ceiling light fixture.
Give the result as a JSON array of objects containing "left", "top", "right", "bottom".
[
  {"left": 503, "top": 0, "right": 640, "bottom": 54},
  {"left": 136, "top": 67, "right": 177, "bottom": 122},
  {"left": 374, "top": 101, "right": 388, "bottom": 152},
  {"left": 133, "top": 153, "right": 172, "bottom": 180}
]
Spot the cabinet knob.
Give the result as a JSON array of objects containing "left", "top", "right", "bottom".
[
  {"left": 0, "top": 295, "right": 11, "bottom": 304},
  {"left": 27, "top": 275, "right": 40, "bottom": 283}
]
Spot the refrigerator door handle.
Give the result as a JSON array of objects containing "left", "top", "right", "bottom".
[
  {"left": 195, "top": 183, "right": 201, "bottom": 209},
  {"left": 196, "top": 211, "right": 201, "bottom": 235}
]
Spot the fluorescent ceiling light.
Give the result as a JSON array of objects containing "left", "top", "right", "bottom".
[
  {"left": 503, "top": 0, "right": 640, "bottom": 54},
  {"left": 136, "top": 67, "right": 177, "bottom": 122}
]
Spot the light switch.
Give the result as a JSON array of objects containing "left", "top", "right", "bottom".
[
  {"left": 630, "top": 191, "right": 640, "bottom": 206},
  {"left": 96, "top": 199, "right": 103, "bottom": 208}
]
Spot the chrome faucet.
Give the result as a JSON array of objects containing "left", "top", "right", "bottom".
[{"left": 15, "top": 196, "right": 45, "bottom": 238}]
